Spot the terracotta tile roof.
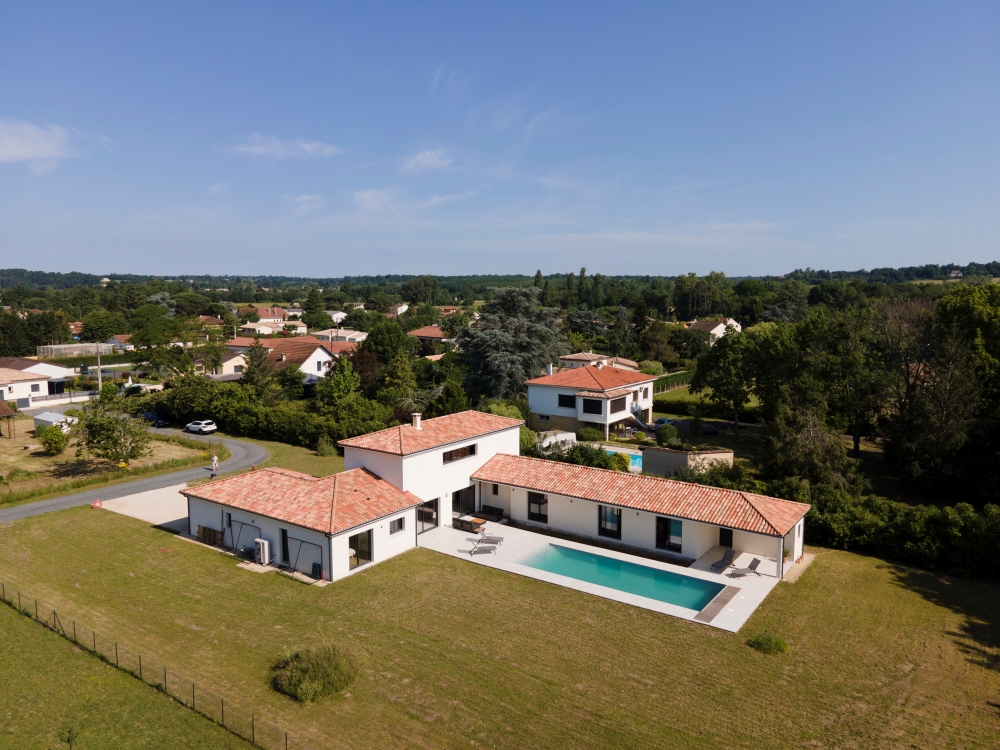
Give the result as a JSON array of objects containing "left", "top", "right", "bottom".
[
  {"left": 471, "top": 454, "right": 810, "bottom": 537},
  {"left": 325, "top": 341, "right": 357, "bottom": 356},
  {"left": 408, "top": 325, "right": 446, "bottom": 340},
  {"left": 0, "top": 357, "right": 37, "bottom": 371},
  {"left": 339, "top": 410, "right": 523, "bottom": 455},
  {"left": 182, "top": 467, "right": 421, "bottom": 535},
  {"left": 561, "top": 352, "right": 603, "bottom": 362},
  {"left": 239, "top": 306, "right": 287, "bottom": 319},
  {"left": 574, "top": 386, "right": 636, "bottom": 399},
  {"left": 526, "top": 366, "right": 654, "bottom": 390},
  {"left": 198, "top": 315, "right": 225, "bottom": 325},
  {"left": 0, "top": 367, "right": 48, "bottom": 383},
  {"left": 109, "top": 333, "right": 132, "bottom": 343},
  {"left": 0, "top": 400, "right": 15, "bottom": 417},
  {"left": 227, "top": 335, "right": 323, "bottom": 350}
]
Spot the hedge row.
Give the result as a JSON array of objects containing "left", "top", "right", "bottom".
[{"left": 653, "top": 396, "right": 762, "bottom": 423}]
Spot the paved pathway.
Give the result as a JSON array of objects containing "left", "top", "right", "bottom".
[{"left": 0, "top": 430, "right": 268, "bottom": 524}]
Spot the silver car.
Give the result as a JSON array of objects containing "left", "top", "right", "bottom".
[{"left": 185, "top": 420, "right": 218, "bottom": 435}]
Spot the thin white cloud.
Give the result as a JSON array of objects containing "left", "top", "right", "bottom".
[
  {"left": 0, "top": 117, "right": 107, "bottom": 173},
  {"left": 231, "top": 132, "right": 343, "bottom": 158},
  {"left": 207, "top": 181, "right": 231, "bottom": 195},
  {"left": 353, "top": 189, "right": 404, "bottom": 220},
  {"left": 415, "top": 190, "right": 479, "bottom": 210},
  {"left": 286, "top": 194, "right": 325, "bottom": 217},
  {"left": 401, "top": 148, "right": 453, "bottom": 174}
]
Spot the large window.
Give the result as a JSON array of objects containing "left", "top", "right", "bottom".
[
  {"left": 443, "top": 444, "right": 477, "bottom": 464},
  {"left": 280, "top": 528, "right": 289, "bottom": 561},
  {"left": 582, "top": 399, "right": 602, "bottom": 415},
  {"left": 558, "top": 394, "right": 576, "bottom": 409},
  {"left": 610, "top": 397, "right": 627, "bottom": 414},
  {"left": 528, "top": 492, "right": 548, "bottom": 523},
  {"left": 598, "top": 505, "right": 622, "bottom": 539},
  {"left": 348, "top": 529, "right": 372, "bottom": 569},
  {"left": 656, "top": 517, "right": 682, "bottom": 553},
  {"left": 452, "top": 485, "right": 475, "bottom": 518},
  {"left": 417, "top": 499, "right": 438, "bottom": 534}
]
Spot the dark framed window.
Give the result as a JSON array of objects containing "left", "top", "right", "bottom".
[
  {"left": 417, "top": 499, "right": 438, "bottom": 534},
  {"left": 537, "top": 414, "right": 550, "bottom": 422},
  {"left": 643, "top": 388, "right": 649, "bottom": 399},
  {"left": 610, "top": 397, "right": 627, "bottom": 414},
  {"left": 389, "top": 517, "right": 405, "bottom": 534},
  {"left": 558, "top": 394, "right": 576, "bottom": 409},
  {"left": 528, "top": 492, "right": 548, "bottom": 523},
  {"left": 348, "top": 529, "right": 373, "bottom": 569},
  {"left": 452, "top": 485, "right": 475, "bottom": 517},
  {"left": 226, "top": 512, "right": 232, "bottom": 528},
  {"left": 31, "top": 384, "right": 40, "bottom": 392},
  {"left": 656, "top": 517, "right": 682, "bottom": 553},
  {"left": 280, "top": 528, "right": 289, "bottom": 561},
  {"left": 491, "top": 483, "right": 499, "bottom": 496},
  {"left": 598, "top": 505, "right": 621, "bottom": 539},
  {"left": 582, "top": 399, "right": 602, "bottom": 415},
  {"left": 234, "top": 365, "right": 243, "bottom": 373},
  {"left": 443, "top": 444, "right": 477, "bottom": 464},
  {"left": 632, "top": 390, "right": 638, "bottom": 402},
  {"left": 719, "top": 528, "right": 733, "bottom": 548}
]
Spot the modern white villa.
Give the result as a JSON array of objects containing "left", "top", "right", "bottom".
[
  {"left": 525, "top": 363, "right": 657, "bottom": 437},
  {"left": 181, "top": 408, "right": 810, "bottom": 630}
]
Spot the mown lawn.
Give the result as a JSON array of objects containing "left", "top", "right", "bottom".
[
  {"left": 0, "top": 601, "right": 250, "bottom": 749},
  {"left": 216, "top": 433, "right": 345, "bottom": 476},
  {"left": 1, "top": 509, "right": 997, "bottom": 748}
]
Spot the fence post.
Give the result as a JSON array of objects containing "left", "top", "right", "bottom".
[
  {"left": 17, "top": 591, "right": 21, "bottom": 611},
  {"left": 252, "top": 714, "right": 255, "bottom": 744},
  {"left": 139, "top": 654, "right": 142, "bottom": 680},
  {"left": 73, "top": 621, "right": 76, "bottom": 642},
  {"left": 286, "top": 731, "right": 289, "bottom": 750},
  {"left": 93, "top": 630, "right": 96, "bottom": 652},
  {"left": 221, "top": 697, "right": 225, "bottom": 727},
  {"left": 115, "top": 643, "right": 119, "bottom": 667},
  {"left": 164, "top": 667, "right": 167, "bottom": 694},
  {"left": 35, "top": 600, "right": 38, "bottom": 620},
  {"left": 192, "top": 683, "right": 195, "bottom": 711}
]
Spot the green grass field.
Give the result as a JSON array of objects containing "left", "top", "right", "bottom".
[
  {"left": 0, "top": 602, "right": 250, "bottom": 749},
  {"left": 1, "top": 509, "right": 997, "bottom": 748},
  {"left": 212, "top": 433, "right": 344, "bottom": 476}
]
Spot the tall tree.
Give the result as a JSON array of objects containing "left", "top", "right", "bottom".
[
  {"left": 241, "top": 339, "right": 279, "bottom": 404},
  {"left": 690, "top": 328, "right": 755, "bottom": 439},
  {"left": 358, "top": 319, "right": 414, "bottom": 365},
  {"left": 315, "top": 356, "right": 361, "bottom": 413},
  {"left": 458, "top": 287, "right": 567, "bottom": 400}
]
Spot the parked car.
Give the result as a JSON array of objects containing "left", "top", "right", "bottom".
[
  {"left": 185, "top": 420, "right": 217, "bottom": 434},
  {"left": 142, "top": 412, "right": 169, "bottom": 428},
  {"left": 652, "top": 417, "right": 674, "bottom": 428}
]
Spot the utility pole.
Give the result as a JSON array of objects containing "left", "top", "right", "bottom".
[{"left": 96, "top": 345, "right": 103, "bottom": 392}]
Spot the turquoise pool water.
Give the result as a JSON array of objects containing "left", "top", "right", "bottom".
[
  {"left": 606, "top": 449, "right": 642, "bottom": 470},
  {"left": 520, "top": 544, "right": 724, "bottom": 611}
]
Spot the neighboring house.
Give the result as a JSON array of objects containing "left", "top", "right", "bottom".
[
  {"left": 325, "top": 311, "right": 348, "bottom": 324},
  {"left": 386, "top": 303, "right": 409, "bottom": 317},
  {"left": 205, "top": 352, "right": 246, "bottom": 381},
  {"left": 323, "top": 341, "right": 357, "bottom": 358},
  {"left": 949, "top": 270, "right": 963, "bottom": 278},
  {"left": 198, "top": 315, "right": 225, "bottom": 327},
  {"left": 470, "top": 453, "right": 807, "bottom": 572},
  {"left": 0, "top": 357, "right": 78, "bottom": 407},
  {"left": 265, "top": 339, "right": 336, "bottom": 383},
  {"left": 69, "top": 321, "right": 83, "bottom": 338},
  {"left": 559, "top": 351, "right": 639, "bottom": 371},
  {"left": 525, "top": 364, "right": 657, "bottom": 437},
  {"left": 239, "top": 307, "right": 288, "bottom": 324},
  {"left": 438, "top": 306, "right": 459, "bottom": 316},
  {"left": 0, "top": 367, "right": 50, "bottom": 409},
  {"left": 239, "top": 320, "right": 307, "bottom": 336},
  {"left": 686, "top": 318, "right": 741, "bottom": 343},
  {"left": 408, "top": 325, "right": 448, "bottom": 345},
  {"left": 312, "top": 328, "right": 368, "bottom": 343},
  {"left": 105, "top": 334, "right": 135, "bottom": 352},
  {"left": 642, "top": 446, "right": 734, "bottom": 477}
]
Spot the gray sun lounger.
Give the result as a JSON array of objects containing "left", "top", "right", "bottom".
[
  {"left": 479, "top": 532, "right": 504, "bottom": 546},
  {"left": 469, "top": 544, "right": 497, "bottom": 556},
  {"left": 711, "top": 548, "right": 736, "bottom": 570},
  {"left": 730, "top": 558, "right": 762, "bottom": 578}
]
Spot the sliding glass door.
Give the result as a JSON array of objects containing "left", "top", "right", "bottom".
[
  {"left": 417, "top": 499, "right": 439, "bottom": 534},
  {"left": 451, "top": 485, "right": 475, "bottom": 518},
  {"left": 348, "top": 529, "right": 372, "bottom": 569}
]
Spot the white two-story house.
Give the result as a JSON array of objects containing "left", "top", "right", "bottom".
[{"left": 525, "top": 364, "right": 657, "bottom": 438}]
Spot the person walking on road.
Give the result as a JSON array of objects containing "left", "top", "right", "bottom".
[{"left": 211, "top": 453, "right": 219, "bottom": 472}]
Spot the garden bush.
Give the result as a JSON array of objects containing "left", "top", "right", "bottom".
[
  {"left": 655, "top": 424, "right": 678, "bottom": 446},
  {"left": 576, "top": 427, "right": 604, "bottom": 442},
  {"left": 36, "top": 426, "right": 69, "bottom": 455},
  {"left": 272, "top": 645, "right": 357, "bottom": 702},
  {"left": 6, "top": 468, "right": 38, "bottom": 482},
  {"left": 315, "top": 435, "right": 335, "bottom": 457},
  {"left": 746, "top": 632, "right": 788, "bottom": 655}
]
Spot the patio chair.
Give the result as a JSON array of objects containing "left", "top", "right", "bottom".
[
  {"left": 730, "top": 558, "right": 762, "bottom": 578},
  {"left": 710, "top": 548, "right": 736, "bottom": 570},
  {"left": 469, "top": 544, "right": 497, "bottom": 556},
  {"left": 479, "top": 531, "right": 504, "bottom": 546}
]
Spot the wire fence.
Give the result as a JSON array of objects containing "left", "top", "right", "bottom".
[
  {"left": 0, "top": 580, "right": 314, "bottom": 750},
  {"left": 653, "top": 370, "right": 695, "bottom": 394}
]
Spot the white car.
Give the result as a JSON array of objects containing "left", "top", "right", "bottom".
[{"left": 185, "top": 420, "right": 218, "bottom": 435}]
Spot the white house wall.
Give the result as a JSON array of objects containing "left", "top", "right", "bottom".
[
  {"left": 328, "top": 507, "right": 417, "bottom": 581},
  {"left": 528, "top": 384, "right": 655, "bottom": 426},
  {"left": 343, "top": 448, "right": 405, "bottom": 492},
  {"left": 2, "top": 378, "right": 49, "bottom": 403},
  {"left": 187, "top": 496, "right": 333, "bottom": 580},
  {"left": 299, "top": 349, "right": 333, "bottom": 382}
]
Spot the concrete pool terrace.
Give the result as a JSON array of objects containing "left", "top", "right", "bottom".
[{"left": 418, "top": 522, "right": 796, "bottom": 632}]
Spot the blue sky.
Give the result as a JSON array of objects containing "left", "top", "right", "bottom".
[{"left": 1, "top": 2, "right": 998, "bottom": 277}]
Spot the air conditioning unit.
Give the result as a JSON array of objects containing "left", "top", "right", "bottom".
[{"left": 254, "top": 538, "right": 270, "bottom": 565}]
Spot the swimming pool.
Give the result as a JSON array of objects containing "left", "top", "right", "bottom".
[
  {"left": 519, "top": 544, "right": 725, "bottom": 611},
  {"left": 606, "top": 449, "right": 642, "bottom": 470}
]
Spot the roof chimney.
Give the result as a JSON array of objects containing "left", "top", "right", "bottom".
[
  {"left": 412, "top": 412, "right": 422, "bottom": 430},
  {"left": 595, "top": 361, "right": 603, "bottom": 369},
  {"left": 279, "top": 352, "right": 286, "bottom": 361},
  {"left": 546, "top": 363, "right": 553, "bottom": 376}
]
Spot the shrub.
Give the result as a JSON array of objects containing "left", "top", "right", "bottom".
[
  {"left": 316, "top": 435, "right": 335, "bottom": 457},
  {"left": 639, "top": 360, "right": 664, "bottom": 376},
  {"left": 746, "top": 632, "right": 788, "bottom": 655},
  {"left": 577, "top": 427, "right": 604, "bottom": 442},
  {"left": 519, "top": 426, "right": 538, "bottom": 454},
  {"left": 6, "top": 468, "right": 38, "bottom": 482},
  {"left": 272, "top": 645, "right": 357, "bottom": 702},
  {"left": 36, "top": 425, "right": 69, "bottom": 455},
  {"left": 655, "top": 424, "right": 678, "bottom": 446},
  {"left": 609, "top": 452, "right": 631, "bottom": 472}
]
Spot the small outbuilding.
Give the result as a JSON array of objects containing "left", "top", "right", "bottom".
[{"left": 33, "top": 411, "right": 78, "bottom": 434}]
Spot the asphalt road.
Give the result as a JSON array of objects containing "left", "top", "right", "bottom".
[{"left": 0, "top": 430, "right": 269, "bottom": 524}]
